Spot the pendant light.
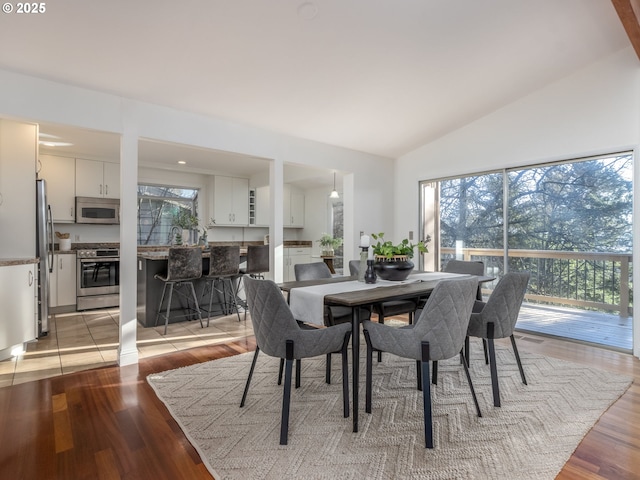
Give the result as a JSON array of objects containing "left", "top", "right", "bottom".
[{"left": 330, "top": 172, "right": 340, "bottom": 199}]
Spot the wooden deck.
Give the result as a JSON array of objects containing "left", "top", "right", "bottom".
[{"left": 515, "top": 302, "right": 633, "bottom": 352}]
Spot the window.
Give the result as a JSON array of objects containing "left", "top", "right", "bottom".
[
  {"left": 420, "top": 152, "right": 633, "bottom": 350},
  {"left": 330, "top": 197, "right": 344, "bottom": 271},
  {"left": 137, "top": 185, "right": 199, "bottom": 245}
]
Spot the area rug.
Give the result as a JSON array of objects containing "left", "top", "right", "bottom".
[{"left": 147, "top": 342, "right": 632, "bottom": 479}]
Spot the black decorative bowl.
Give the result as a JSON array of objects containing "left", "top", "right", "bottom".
[{"left": 373, "top": 258, "right": 414, "bottom": 281}]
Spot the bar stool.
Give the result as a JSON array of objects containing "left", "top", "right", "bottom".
[
  {"left": 202, "top": 245, "right": 242, "bottom": 323},
  {"left": 155, "top": 247, "right": 204, "bottom": 335},
  {"left": 241, "top": 244, "right": 269, "bottom": 279},
  {"left": 236, "top": 244, "right": 269, "bottom": 319}
]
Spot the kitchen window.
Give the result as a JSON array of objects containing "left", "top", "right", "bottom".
[{"left": 137, "top": 184, "right": 199, "bottom": 245}]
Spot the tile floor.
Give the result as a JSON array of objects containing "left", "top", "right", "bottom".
[{"left": 0, "top": 308, "right": 254, "bottom": 387}]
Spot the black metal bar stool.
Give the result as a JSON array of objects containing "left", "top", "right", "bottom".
[
  {"left": 155, "top": 247, "right": 204, "bottom": 335},
  {"left": 236, "top": 244, "right": 269, "bottom": 319},
  {"left": 202, "top": 245, "right": 242, "bottom": 323}
]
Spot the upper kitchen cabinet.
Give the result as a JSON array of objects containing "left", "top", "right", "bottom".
[
  {"left": 252, "top": 184, "right": 306, "bottom": 228},
  {"left": 0, "top": 119, "right": 37, "bottom": 257},
  {"left": 38, "top": 154, "right": 76, "bottom": 222},
  {"left": 76, "top": 158, "right": 120, "bottom": 199},
  {"left": 211, "top": 175, "right": 249, "bottom": 226},
  {"left": 284, "top": 184, "right": 305, "bottom": 228}
]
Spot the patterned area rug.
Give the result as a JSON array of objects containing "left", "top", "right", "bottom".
[{"left": 147, "top": 342, "right": 632, "bottom": 479}]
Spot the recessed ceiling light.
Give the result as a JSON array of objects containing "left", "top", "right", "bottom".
[
  {"left": 178, "top": 160, "right": 187, "bottom": 165},
  {"left": 39, "top": 141, "right": 74, "bottom": 147},
  {"left": 297, "top": 2, "right": 318, "bottom": 20},
  {"left": 39, "top": 132, "right": 73, "bottom": 147}
]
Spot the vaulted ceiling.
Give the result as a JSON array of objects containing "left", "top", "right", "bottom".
[{"left": 0, "top": 0, "right": 635, "bottom": 159}]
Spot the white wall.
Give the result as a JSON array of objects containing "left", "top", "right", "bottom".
[{"left": 396, "top": 47, "right": 640, "bottom": 357}]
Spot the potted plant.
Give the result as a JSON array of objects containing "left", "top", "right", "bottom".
[
  {"left": 172, "top": 210, "right": 199, "bottom": 245},
  {"left": 317, "top": 233, "right": 342, "bottom": 257},
  {"left": 370, "top": 232, "right": 431, "bottom": 280}
]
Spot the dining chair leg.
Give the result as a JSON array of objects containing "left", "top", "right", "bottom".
[
  {"left": 464, "top": 336, "right": 470, "bottom": 366},
  {"left": 483, "top": 338, "right": 489, "bottom": 364},
  {"left": 240, "top": 347, "right": 260, "bottom": 407},
  {"left": 278, "top": 359, "right": 284, "bottom": 385},
  {"left": 432, "top": 361, "right": 438, "bottom": 385},
  {"left": 280, "top": 340, "right": 294, "bottom": 445},
  {"left": 206, "top": 279, "right": 215, "bottom": 327},
  {"left": 416, "top": 360, "right": 422, "bottom": 391},
  {"left": 486, "top": 322, "right": 501, "bottom": 407},
  {"left": 325, "top": 353, "right": 331, "bottom": 384},
  {"left": 295, "top": 359, "right": 301, "bottom": 388},
  {"left": 460, "top": 351, "right": 482, "bottom": 418},
  {"left": 341, "top": 332, "right": 351, "bottom": 418},
  {"left": 421, "top": 341, "right": 434, "bottom": 449},
  {"left": 510, "top": 334, "right": 528, "bottom": 385},
  {"left": 377, "top": 310, "right": 385, "bottom": 362},
  {"left": 364, "top": 329, "right": 373, "bottom": 414}
]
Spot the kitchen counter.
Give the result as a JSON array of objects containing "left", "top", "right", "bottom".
[{"left": 0, "top": 257, "right": 38, "bottom": 267}]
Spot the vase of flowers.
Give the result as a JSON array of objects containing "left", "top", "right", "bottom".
[
  {"left": 317, "top": 233, "right": 342, "bottom": 257},
  {"left": 370, "top": 232, "right": 430, "bottom": 281}
]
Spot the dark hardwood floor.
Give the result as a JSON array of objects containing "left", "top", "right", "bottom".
[{"left": 0, "top": 331, "right": 638, "bottom": 479}]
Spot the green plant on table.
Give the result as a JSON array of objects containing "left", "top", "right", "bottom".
[{"left": 370, "top": 232, "right": 430, "bottom": 260}]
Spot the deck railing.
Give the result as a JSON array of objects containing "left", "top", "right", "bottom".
[{"left": 440, "top": 248, "right": 633, "bottom": 318}]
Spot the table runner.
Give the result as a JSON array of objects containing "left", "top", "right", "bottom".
[{"left": 289, "top": 272, "right": 467, "bottom": 326}]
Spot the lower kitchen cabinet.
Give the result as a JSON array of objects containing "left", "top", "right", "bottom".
[
  {"left": 50, "top": 253, "right": 76, "bottom": 308},
  {"left": 0, "top": 262, "right": 37, "bottom": 360},
  {"left": 283, "top": 247, "right": 312, "bottom": 282}
]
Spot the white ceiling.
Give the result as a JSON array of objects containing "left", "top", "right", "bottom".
[{"left": 0, "top": 0, "right": 631, "bottom": 181}]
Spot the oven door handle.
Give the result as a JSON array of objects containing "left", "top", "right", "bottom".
[{"left": 79, "top": 258, "right": 120, "bottom": 263}]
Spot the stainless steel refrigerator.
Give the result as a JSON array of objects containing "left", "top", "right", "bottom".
[{"left": 36, "top": 179, "right": 53, "bottom": 336}]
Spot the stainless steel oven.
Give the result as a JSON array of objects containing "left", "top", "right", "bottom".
[{"left": 76, "top": 248, "right": 120, "bottom": 310}]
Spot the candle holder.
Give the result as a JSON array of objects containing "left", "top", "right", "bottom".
[
  {"left": 358, "top": 247, "right": 368, "bottom": 282},
  {"left": 364, "top": 259, "right": 377, "bottom": 284}
]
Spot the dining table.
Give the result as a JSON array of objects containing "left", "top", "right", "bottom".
[{"left": 279, "top": 271, "right": 495, "bottom": 433}]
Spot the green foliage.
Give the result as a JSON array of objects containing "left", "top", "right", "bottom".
[
  {"left": 317, "top": 233, "right": 343, "bottom": 249},
  {"left": 371, "top": 232, "right": 430, "bottom": 259},
  {"left": 172, "top": 209, "right": 199, "bottom": 229}
]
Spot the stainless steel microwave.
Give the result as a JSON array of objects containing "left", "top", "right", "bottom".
[{"left": 75, "top": 197, "right": 120, "bottom": 224}]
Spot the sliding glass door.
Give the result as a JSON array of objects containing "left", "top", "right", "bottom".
[{"left": 420, "top": 152, "right": 633, "bottom": 350}]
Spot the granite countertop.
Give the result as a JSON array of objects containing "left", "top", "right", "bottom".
[{"left": 0, "top": 257, "right": 39, "bottom": 267}]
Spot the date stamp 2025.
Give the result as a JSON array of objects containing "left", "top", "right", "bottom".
[{"left": 2, "top": 2, "right": 47, "bottom": 14}]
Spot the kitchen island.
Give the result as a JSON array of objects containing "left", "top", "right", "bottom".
[{"left": 136, "top": 246, "right": 249, "bottom": 328}]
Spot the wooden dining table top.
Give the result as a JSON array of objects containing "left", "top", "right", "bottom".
[{"left": 279, "top": 273, "right": 495, "bottom": 307}]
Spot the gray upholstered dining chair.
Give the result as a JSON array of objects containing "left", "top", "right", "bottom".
[
  {"left": 240, "top": 277, "right": 352, "bottom": 445},
  {"left": 466, "top": 271, "right": 530, "bottom": 407},
  {"left": 154, "top": 247, "right": 204, "bottom": 335},
  {"left": 202, "top": 245, "right": 241, "bottom": 323},
  {"left": 363, "top": 277, "right": 481, "bottom": 448},
  {"left": 295, "top": 262, "right": 371, "bottom": 326},
  {"left": 349, "top": 259, "right": 419, "bottom": 362},
  {"left": 443, "top": 259, "right": 485, "bottom": 300}
]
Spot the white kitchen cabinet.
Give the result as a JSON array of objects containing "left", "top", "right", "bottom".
[
  {"left": 38, "top": 154, "right": 76, "bottom": 222},
  {"left": 75, "top": 158, "right": 120, "bottom": 199},
  {"left": 254, "top": 185, "right": 270, "bottom": 227},
  {"left": 254, "top": 184, "right": 305, "bottom": 228},
  {"left": 284, "top": 185, "right": 305, "bottom": 228},
  {"left": 50, "top": 253, "right": 76, "bottom": 308},
  {"left": 211, "top": 175, "right": 249, "bottom": 226},
  {"left": 284, "top": 247, "right": 312, "bottom": 282},
  {"left": 0, "top": 263, "right": 37, "bottom": 359},
  {"left": 0, "top": 120, "right": 37, "bottom": 257}
]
